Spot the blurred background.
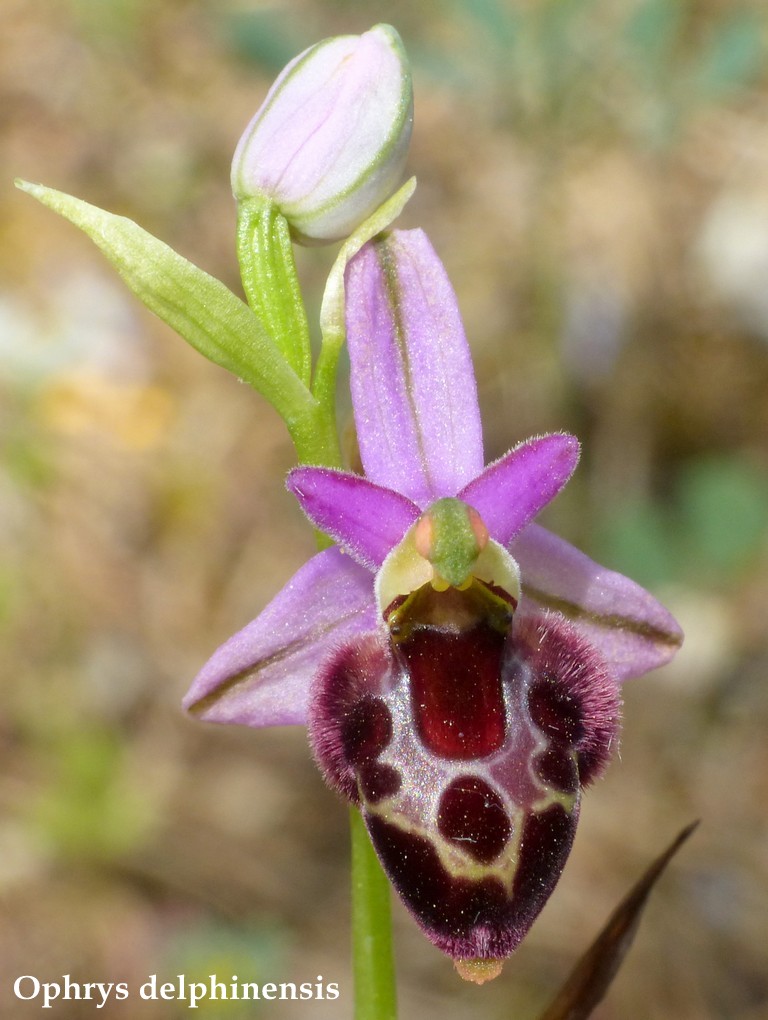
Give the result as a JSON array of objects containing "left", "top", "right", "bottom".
[{"left": 2, "top": 1, "right": 768, "bottom": 1017}]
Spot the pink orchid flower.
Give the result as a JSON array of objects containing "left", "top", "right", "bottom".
[{"left": 185, "top": 229, "right": 682, "bottom": 968}]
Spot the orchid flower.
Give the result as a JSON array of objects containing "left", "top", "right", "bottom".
[{"left": 184, "top": 228, "right": 682, "bottom": 974}]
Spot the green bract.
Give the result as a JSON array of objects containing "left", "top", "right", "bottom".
[{"left": 15, "top": 175, "right": 415, "bottom": 471}]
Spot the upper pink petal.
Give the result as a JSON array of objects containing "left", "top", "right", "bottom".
[
  {"left": 287, "top": 467, "right": 420, "bottom": 568},
  {"left": 458, "top": 433, "right": 580, "bottom": 545}
]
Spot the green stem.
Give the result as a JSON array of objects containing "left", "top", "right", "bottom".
[
  {"left": 311, "top": 329, "right": 344, "bottom": 413},
  {"left": 350, "top": 808, "right": 397, "bottom": 1020},
  {"left": 286, "top": 400, "right": 343, "bottom": 470},
  {"left": 289, "top": 378, "right": 394, "bottom": 1016}
]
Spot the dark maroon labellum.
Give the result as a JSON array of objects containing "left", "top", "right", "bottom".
[
  {"left": 400, "top": 618, "right": 507, "bottom": 759},
  {"left": 309, "top": 582, "right": 621, "bottom": 962},
  {"left": 389, "top": 582, "right": 512, "bottom": 760}
]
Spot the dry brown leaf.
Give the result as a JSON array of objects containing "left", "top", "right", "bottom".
[{"left": 538, "top": 821, "right": 699, "bottom": 1020}]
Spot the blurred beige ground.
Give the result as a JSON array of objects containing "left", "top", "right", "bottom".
[{"left": 2, "top": 1, "right": 768, "bottom": 1017}]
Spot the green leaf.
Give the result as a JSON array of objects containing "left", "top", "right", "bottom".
[
  {"left": 16, "top": 180, "right": 311, "bottom": 426},
  {"left": 692, "top": 12, "right": 764, "bottom": 100}
]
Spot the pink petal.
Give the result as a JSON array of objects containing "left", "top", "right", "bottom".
[
  {"left": 183, "top": 548, "right": 377, "bottom": 727},
  {"left": 345, "top": 229, "right": 484, "bottom": 507},
  {"left": 458, "top": 434, "right": 580, "bottom": 545},
  {"left": 287, "top": 467, "right": 420, "bottom": 568},
  {"left": 511, "top": 524, "right": 683, "bottom": 682}
]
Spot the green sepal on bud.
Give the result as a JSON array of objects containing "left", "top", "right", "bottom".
[{"left": 236, "top": 197, "right": 311, "bottom": 387}]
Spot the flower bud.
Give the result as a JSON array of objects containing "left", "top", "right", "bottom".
[{"left": 231, "top": 24, "right": 413, "bottom": 244}]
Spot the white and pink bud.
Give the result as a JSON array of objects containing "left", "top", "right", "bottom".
[{"left": 231, "top": 25, "right": 413, "bottom": 244}]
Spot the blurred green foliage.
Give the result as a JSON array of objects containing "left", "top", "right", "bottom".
[
  {"left": 411, "top": 0, "right": 767, "bottom": 144},
  {"left": 223, "top": 8, "right": 310, "bottom": 73},
  {"left": 165, "top": 921, "right": 285, "bottom": 1018},
  {"left": 598, "top": 455, "right": 768, "bottom": 588},
  {"left": 34, "top": 726, "right": 153, "bottom": 859}
]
